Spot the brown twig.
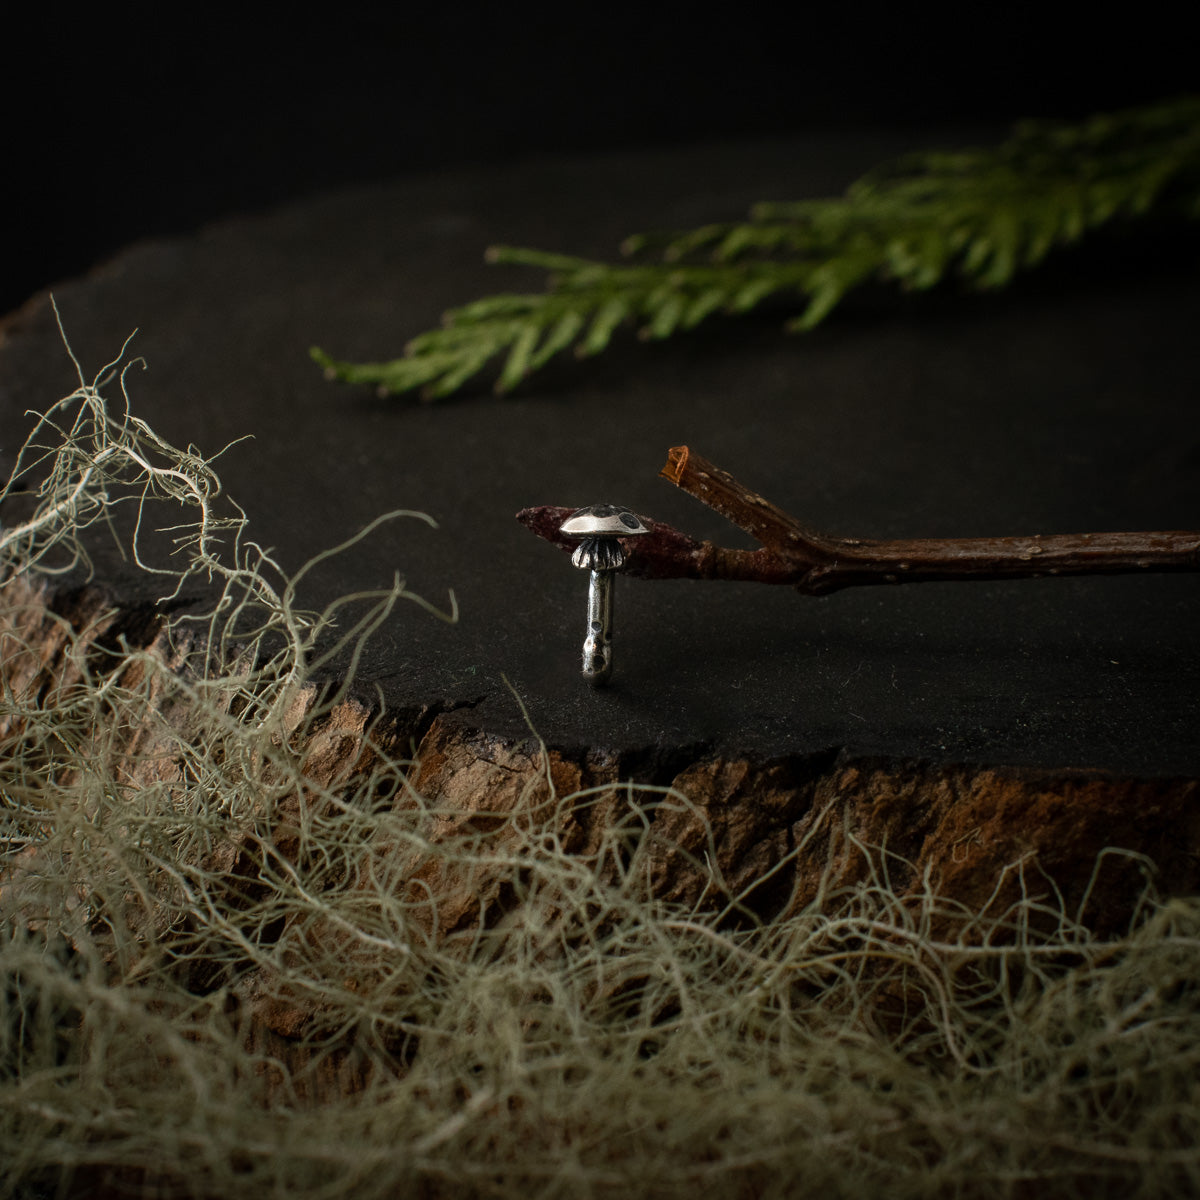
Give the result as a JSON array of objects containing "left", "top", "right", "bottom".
[{"left": 517, "top": 446, "right": 1200, "bottom": 596}]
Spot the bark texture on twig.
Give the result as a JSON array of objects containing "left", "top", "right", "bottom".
[{"left": 517, "top": 446, "right": 1200, "bottom": 596}]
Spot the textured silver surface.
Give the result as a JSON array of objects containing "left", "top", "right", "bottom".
[
  {"left": 560, "top": 504, "right": 650, "bottom": 538},
  {"left": 582, "top": 568, "right": 613, "bottom": 685},
  {"left": 560, "top": 504, "right": 651, "bottom": 686},
  {"left": 571, "top": 537, "right": 626, "bottom": 572}
]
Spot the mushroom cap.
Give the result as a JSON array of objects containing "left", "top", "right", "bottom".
[{"left": 559, "top": 504, "right": 650, "bottom": 538}]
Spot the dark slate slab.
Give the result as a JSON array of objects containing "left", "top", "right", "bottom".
[{"left": 1, "top": 134, "right": 1197, "bottom": 775}]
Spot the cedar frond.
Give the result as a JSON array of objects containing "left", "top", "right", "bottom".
[{"left": 312, "top": 97, "right": 1200, "bottom": 399}]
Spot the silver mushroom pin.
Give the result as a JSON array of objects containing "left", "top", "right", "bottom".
[{"left": 558, "top": 503, "right": 650, "bottom": 686}]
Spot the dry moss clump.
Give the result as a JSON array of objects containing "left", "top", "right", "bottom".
[{"left": 3, "top": 328, "right": 1200, "bottom": 1198}]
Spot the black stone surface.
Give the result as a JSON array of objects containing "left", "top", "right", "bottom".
[{"left": 1, "top": 134, "right": 1197, "bottom": 775}]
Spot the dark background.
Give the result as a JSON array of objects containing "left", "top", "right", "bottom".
[
  {"left": 1, "top": 6, "right": 1197, "bottom": 775},
  {"left": 2, "top": 5, "right": 1195, "bottom": 318}
]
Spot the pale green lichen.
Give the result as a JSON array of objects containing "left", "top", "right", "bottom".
[{"left": 3, "top": 326, "right": 1200, "bottom": 1197}]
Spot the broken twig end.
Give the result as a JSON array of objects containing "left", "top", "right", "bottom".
[{"left": 661, "top": 445, "right": 689, "bottom": 485}]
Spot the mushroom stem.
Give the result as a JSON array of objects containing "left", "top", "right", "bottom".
[
  {"left": 558, "top": 505, "right": 650, "bottom": 686},
  {"left": 582, "top": 568, "right": 615, "bottom": 685}
]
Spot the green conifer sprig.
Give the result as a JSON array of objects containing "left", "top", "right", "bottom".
[{"left": 311, "top": 97, "right": 1200, "bottom": 400}]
